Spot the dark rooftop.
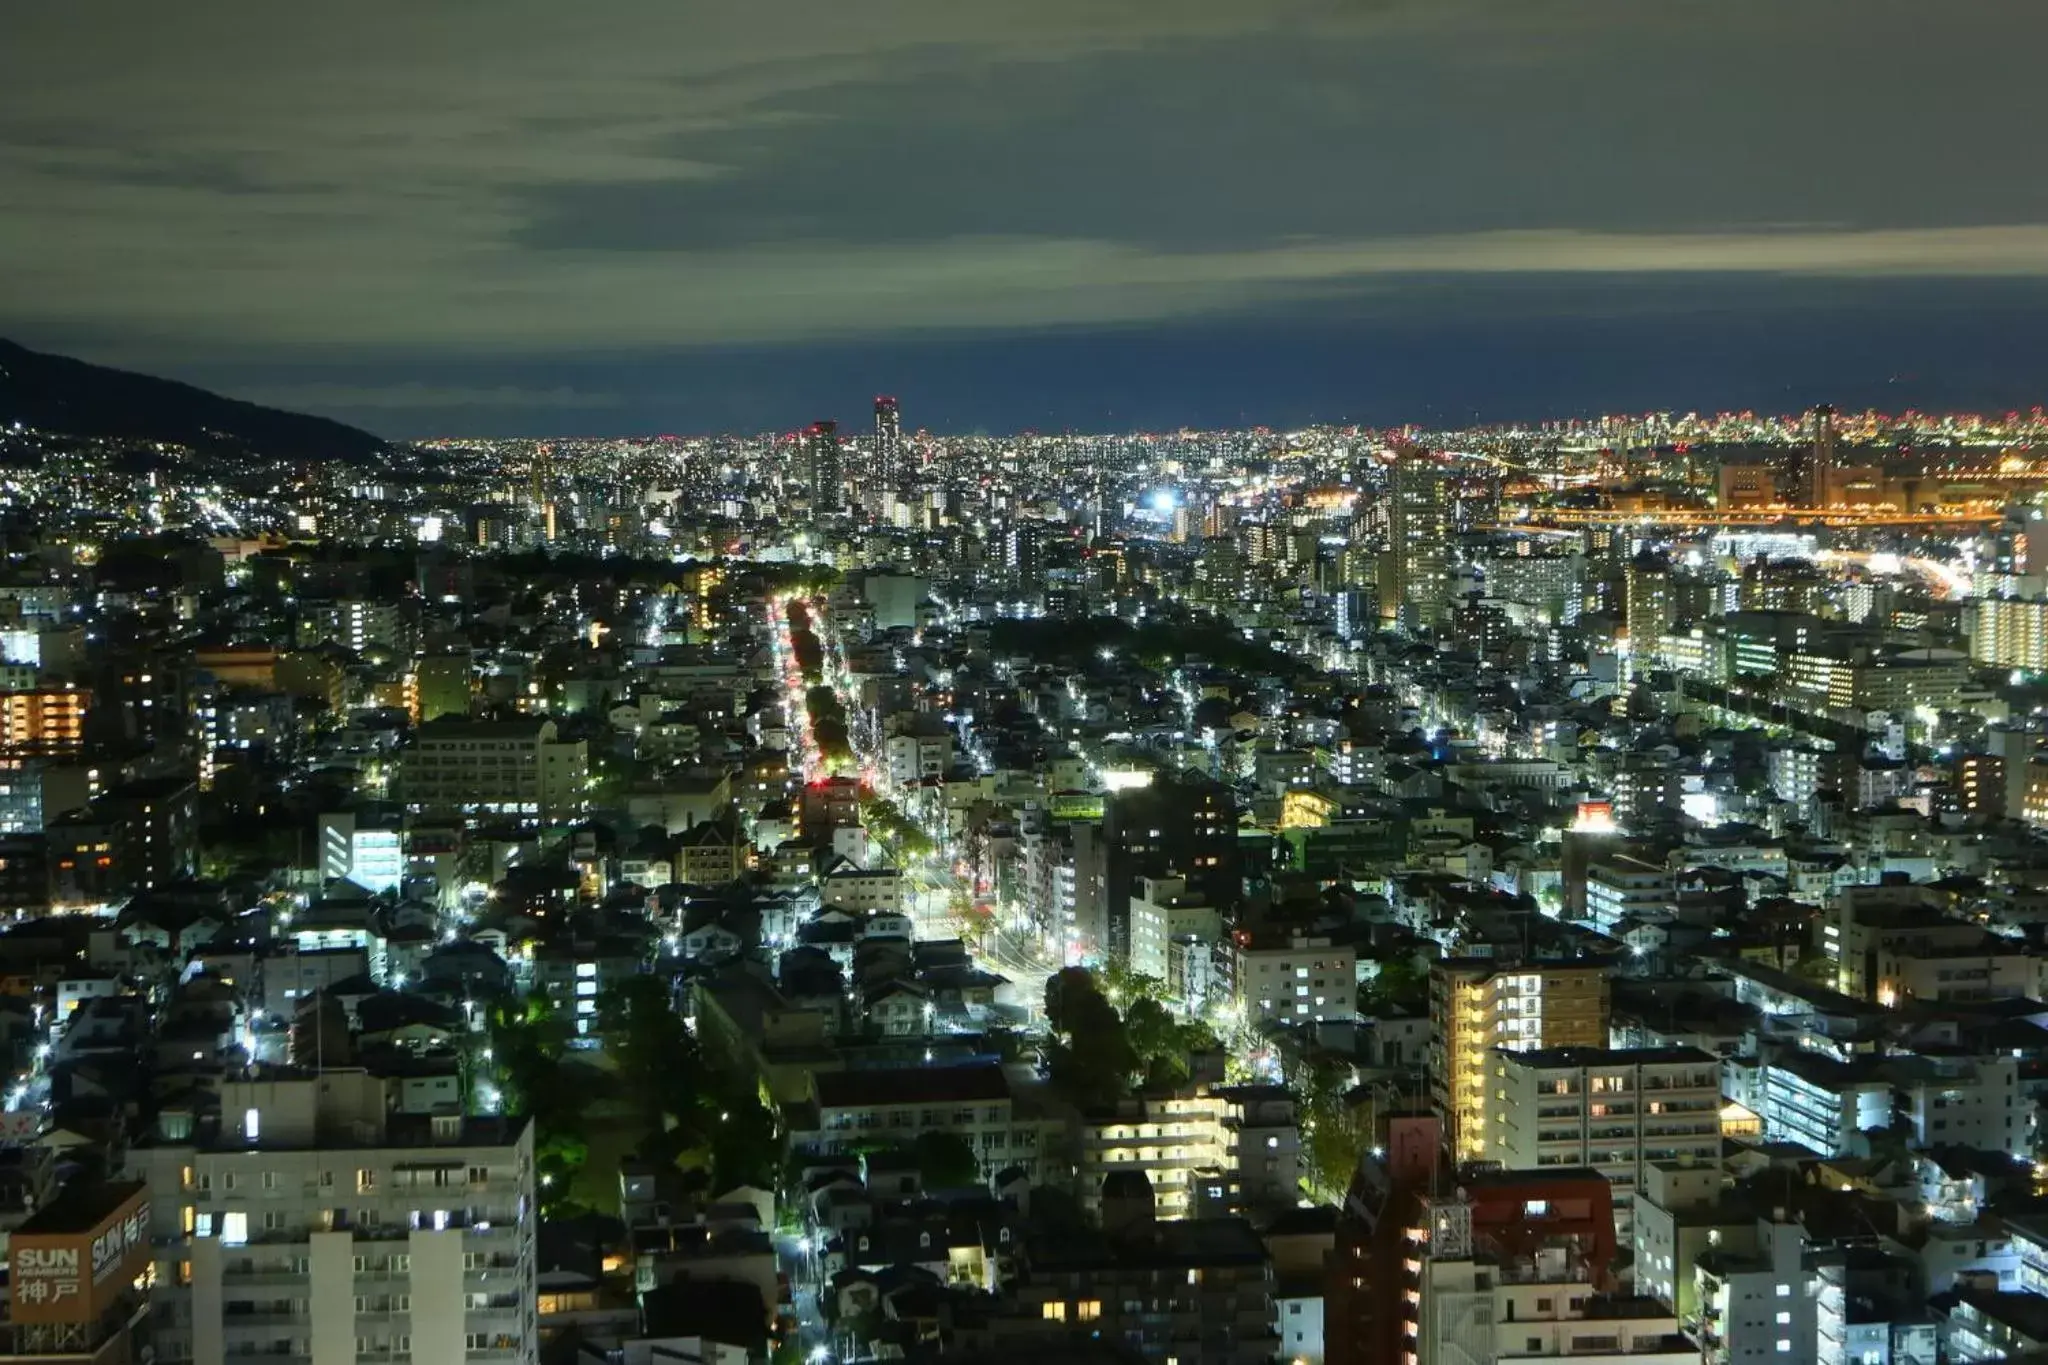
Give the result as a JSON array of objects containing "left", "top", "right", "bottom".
[{"left": 813, "top": 1063, "right": 1009, "bottom": 1110}]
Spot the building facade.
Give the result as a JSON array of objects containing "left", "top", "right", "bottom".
[{"left": 127, "top": 1072, "right": 537, "bottom": 1365}]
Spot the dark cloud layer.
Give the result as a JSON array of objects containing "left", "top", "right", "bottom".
[{"left": 2, "top": 0, "right": 2044, "bottom": 434}]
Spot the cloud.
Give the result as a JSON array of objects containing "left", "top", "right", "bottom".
[
  {"left": 17, "top": 225, "right": 2048, "bottom": 360},
  {"left": 245, "top": 382, "right": 622, "bottom": 412},
  {"left": 2, "top": 0, "right": 2046, "bottom": 395}
]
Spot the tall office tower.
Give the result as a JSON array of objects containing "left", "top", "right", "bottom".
[
  {"left": 129, "top": 1073, "right": 537, "bottom": 1365},
  {"left": 1623, "top": 551, "right": 1675, "bottom": 660},
  {"left": 1378, "top": 449, "right": 1449, "bottom": 630},
  {"left": 805, "top": 420, "right": 843, "bottom": 513},
  {"left": 1808, "top": 403, "right": 1837, "bottom": 509},
  {"left": 1429, "top": 961, "right": 1610, "bottom": 1161},
  {"left": 873, "top": 396, "right": 902, "bottom": 488}
]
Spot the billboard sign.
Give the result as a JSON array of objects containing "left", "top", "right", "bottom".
[{"left": 10, "top": 1187, "right": 150, "bottom": 1325}]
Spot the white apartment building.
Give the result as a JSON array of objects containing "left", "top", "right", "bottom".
[
  {"left": 1489, "top": 1046, "right": 1721, "bottom": 1246},
  {"left": 790, "top": 1064, "right": 1065, "bottom": 1184},
  {"left": 882, "top": 732, "right": 950, "bottom": 793},
  {"left": 821, "top": 868, "right": 904, "bottom": 915},
  {"left": 1074, "top": 1084, "right": 1298, "bottom": 1221},
  {"left": 127, "top": 1070, "right": 536, "bottom": 1365},
  {"left": 1585, "top": 855, "right": 1672, "bottom": 936},
  {"left": 401, "top": 718, "right": 587, "bottom": 820},
  {"left": 1414, "top": 1186, "right": 1694, "bottom": 1365},
  {"left": 1768, "top": 746, "right": 1825, "bottom": 813},
  {"left": 320, "top": 811, "right": 404, "bottom": 896},
  {"left": 1892, "top": 1056, "right": 2026, "bottom": 1155},
  {"left": 1230, "top": 936, "right": 1357, "bottom": 1029},
  {"left": 1753, "top": 1051, "right": 1894, "bottom": 1156},
  {"left": 1128, "top": 876, "right": 1220, "bottom": 985},
  {"left": 1972, "top": 598, "right": 2048, "bottom": 672},
  {"left": 1695, "top": 1219, "right": 1813, "bottom": 1365},
  {"left": 1632, "top": 1162, "right": 1747, "bottom": 1326},
  {"left": 298, "top": 601, "right": 414, "bottom": 655}
]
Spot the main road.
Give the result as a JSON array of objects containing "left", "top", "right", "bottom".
[{"left": 800, "top": 594, "right": 1062, "bottom": 1025}]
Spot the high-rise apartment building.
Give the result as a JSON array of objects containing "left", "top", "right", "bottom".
[
  {"left": 128, "top": 1072, "right": 536, "bottom": 1365},
  {"left": 1101, "top": 771, "right": 1238, "bottom": 961},
  {"left": 1624, "top": 552, "right": 1675, "bottom": 662},
  {"left": 0, "top": 687, "right": 87, "bottom": 754},
  {"left": 47, "top": 774, "right": 199, "bottom": 905},
  {"left": 1487, "top": 1046, "right": 1723, "bottom": 1246},
  {"left": 1479, "top": 547, "right": 1585, "bottom": 625},
  {"left": 1430, "top": 961, "right": 1610, "bottom": 1161},
  {"left": 296, "top": 601, "right": 416, "bottom": 655},
  {"left": 805, "top": 420, "right": 842, "bottom": 513},
  {"left": 1378, "top": 450, "right": 1448, "bottom": 630},
  {"left": 1808, "top": 403, "right": 1837, "bottom": 509},
  {"left": 1971, "top": 598, "right": 2048, "bottom": 672},
  {"left": 873, "top": 396, "right": 901, "bottom": 488}
]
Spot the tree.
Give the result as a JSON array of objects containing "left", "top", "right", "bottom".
[
  {"left": 861, "top": 796, "right": 934, "bottom": 861},
  {"left": 1124, "top": 996, "right": 1220, "bottom": 1088},
  {"left": 1042, "top": 968, "right": 1142, "bottom": 1109},
  {"left": 1359, "top": 953, "right": 1429, "bottom": 1012},
  {"left": 536, "top": 1130, "right": 591, "bottom": 1217},
  {"left": 707, "top": 1093, "right": 782, "bottom": 1193},
  {"left": 912, "top": 1131, "right": 981, "bottom": 1189},
  {"left": 1043, "top": 968, "right": 1097, "bottom": 1035},
  {"left": 1298, "top": 1058, "right": 1368, "bottom": 1201}
]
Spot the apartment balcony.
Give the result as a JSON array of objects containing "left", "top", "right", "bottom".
[
  {"left": 464, "top": 1256, "right": 524, "bottom": 1282},
  {"left": 220, "top": 1267, "right": 308, "bottom": 1289}
]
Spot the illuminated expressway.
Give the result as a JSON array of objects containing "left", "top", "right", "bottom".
[{"left": 1501, "top": 506, "right": 2009, "bottom": 530}]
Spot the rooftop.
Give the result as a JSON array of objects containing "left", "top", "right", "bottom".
[
  {"left": 813, "top": 1063, "right": 1010, "bottom": 1110},
  {"left": 1496, "top": 1044, "right": 1719, "bottom": 1070},
  {"left": 17, "top": 1179, "right": 145, "bottom": 1237}
]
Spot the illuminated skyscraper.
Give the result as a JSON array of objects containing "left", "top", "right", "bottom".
[
  {"left": 805, "top": 420, "right": 842, "bottom": 512},
  {"left": 873, "top": 396, "right": 902, "bottom": 488},
  {"left": 1378, "top": 448, "right": 1448, "bottom": 629},
  {"left": 1624, "top": 550, "right": 1674, "bottom": 659},
  {"left": 1808, "top": 403, "right": 1837, "bottom": 509}
]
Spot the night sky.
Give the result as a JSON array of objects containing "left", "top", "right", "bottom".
[{"left": 6, "top": 1, "right": 2048, "bottom": 438}]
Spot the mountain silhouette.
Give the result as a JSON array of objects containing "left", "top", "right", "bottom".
[{"left": 0, "top": 338, "right": 388, "bottom": 464}]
